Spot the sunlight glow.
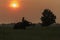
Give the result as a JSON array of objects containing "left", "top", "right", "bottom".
[
  {"left": 10, "top": 3, "right": 19, "bottom": 8},
  {"left": 9, "top": 0, "right": 20, "bottom": 8}
]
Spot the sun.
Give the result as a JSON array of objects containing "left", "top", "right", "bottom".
[
  {"left": 9, "top": 0, "right": 20, "bottom": 8},
  {"left": 12, "top": 3, "right": 17, "bottom": 7},
  {"left": 11, "top": 3, "right": 18, "bottom": 8}
]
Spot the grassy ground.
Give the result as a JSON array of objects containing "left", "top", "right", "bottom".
[{"left": 0, "top": 26, "right": 60, "bottom": 40}]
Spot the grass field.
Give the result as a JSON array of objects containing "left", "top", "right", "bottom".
[{"left": 0, "top": 24, "right": 60, "bottom": 40}]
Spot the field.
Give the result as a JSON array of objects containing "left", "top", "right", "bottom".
[{"left": 0, "top": 24, "right": 60, "bottom": 40}]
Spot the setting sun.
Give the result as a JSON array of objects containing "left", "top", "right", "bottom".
[
  {"left": 9, "top": 0, "right": 20, "bottom": 8},
  {"left": 12, "top": 3, "right": 17, "bottom": 7},
  {"left": 10, "top": 3, "right": 19, "bottom": 8}
]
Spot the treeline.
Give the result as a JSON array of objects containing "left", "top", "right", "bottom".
[{"left": 14, "top": 9, "right": 56, "bottom": 29}]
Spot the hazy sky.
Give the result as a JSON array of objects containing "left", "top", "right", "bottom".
[{"left": 0, "top": 0, "right": 60, "bottom": 24}]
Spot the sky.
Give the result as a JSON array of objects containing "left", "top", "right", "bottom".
[{"left": 0, "top": 0, "right": 60, "bottom": 24}]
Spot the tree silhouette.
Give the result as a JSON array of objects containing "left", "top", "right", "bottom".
[{"left": 41, "top": 9, "right": 56, "bottom": 26}]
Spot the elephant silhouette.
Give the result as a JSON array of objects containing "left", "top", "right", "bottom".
[{"left": 13, "top": 17, "right": 35, "bottom": 30}]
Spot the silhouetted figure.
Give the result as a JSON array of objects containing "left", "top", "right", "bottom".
[
  {"left": 14, "top": 17, "right": 35, "bottom": 30},
  {"left": 41, "top": 9, "right": 56, "bottom": 26},
  {"left": 22, "top": 17, "right": 24, "bottom": 23}
]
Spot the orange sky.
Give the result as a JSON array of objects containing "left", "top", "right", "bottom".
[{"left": 0, "top": 0, "right": 60, "bottom": 24}]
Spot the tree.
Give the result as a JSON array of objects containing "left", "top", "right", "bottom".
[{"left": 41, "top": 9, "right": 56, "bottom": 26}]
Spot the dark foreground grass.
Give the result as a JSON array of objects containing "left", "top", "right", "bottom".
[{"left": 0, "top": 26, "right": 60, "bottom": 40}]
